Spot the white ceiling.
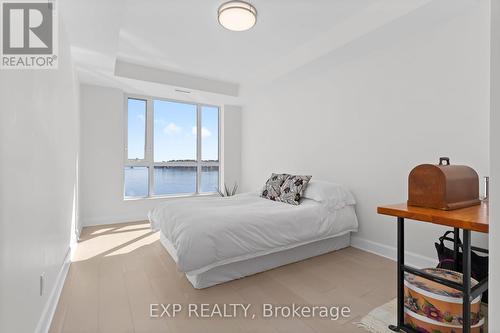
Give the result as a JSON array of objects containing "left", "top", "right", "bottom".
[
  {"left": 116, "top": 0, "right": 381, "bottom": 82},
  {"left": 60, "top": 0, "right": 436, "bottom": 103}
]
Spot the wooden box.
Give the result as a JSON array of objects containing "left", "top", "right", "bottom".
[{"left": 408, "top": 157, "right": 480, "bottom": 210}]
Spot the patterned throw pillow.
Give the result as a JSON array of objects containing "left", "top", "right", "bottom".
[
  {"left": 276, "top": 175, "right": 312, "bottom": 205},
  {"left": 261, "top": 173, "right": 289, "bottom": 201}
]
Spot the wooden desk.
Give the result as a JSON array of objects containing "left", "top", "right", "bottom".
[
  {"left": 378, "top": 203, "right": 489, "bottom": 233},
  {"left": 377, "top": 202, "right": 489, "bottom": 333}
]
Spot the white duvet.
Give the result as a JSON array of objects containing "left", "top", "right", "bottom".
[{"left": 149, "top": 192, "right": 358, "bottom": 275}]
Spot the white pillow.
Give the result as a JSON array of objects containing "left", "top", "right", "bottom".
[{"left": 302, "top": 180, "right": 356, "bottom": 210}]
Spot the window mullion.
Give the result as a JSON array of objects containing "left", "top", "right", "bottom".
[
  {"left": 196, "top": 105, "right": 202, "bottom": 194},
  {"left": 147, "top": 99, "right": 154, "bottom": 197},
  {"left": 218, "top": 107, "right": 221, "bottom": 192},
  {"left": 124, "top": 96, "right": 129, "bottom": 166}
]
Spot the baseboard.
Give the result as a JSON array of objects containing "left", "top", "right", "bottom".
[
  {"left": 76, "top": 224, "right": 82, "bottom": 241},
  {"left": 35, "top": 248, "right": 71, "bottom": 333},
  {"left": 351, "top": 236, "right": 437, "bottom": 268},
  {"left": 82, "top": 214, "right": 148, "bottom": 227}
]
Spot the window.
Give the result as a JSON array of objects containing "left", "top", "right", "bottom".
[
  {"left": 124, "top": 97, "right": 220, "bottom": 198},
  {"left": 127, "top": 99, "right": 146, "bottom": 160}
]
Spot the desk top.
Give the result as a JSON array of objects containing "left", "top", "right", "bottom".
[{"left": 377, "top": 202, "right": 489, "bottom": 233}]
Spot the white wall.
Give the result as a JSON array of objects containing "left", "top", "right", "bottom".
[
  {"left": 0, "top": 25, "right": 80, "bottom": 333},
  {"left": 222, "top": 105, "right": 242, "bottom": 189},
  {"left": 489, "top": 0, "right": 499, "bottom": 329},
  {"left": 240, "top": 1, "right": 490, "bottom": 264},
  {"left": 79, "top": 84, "right": 242, "bottom": 226}
]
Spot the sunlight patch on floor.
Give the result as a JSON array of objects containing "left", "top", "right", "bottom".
[
  {"left": 104, "top": 232, "right": 159, "bottom": 257},
  {"left": 74, "top": 221, "right": 156, "bottom": 261}
]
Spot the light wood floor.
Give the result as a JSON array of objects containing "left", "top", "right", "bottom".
[{"left": 50, "top": 221, "right": 396, "bottom": 333}]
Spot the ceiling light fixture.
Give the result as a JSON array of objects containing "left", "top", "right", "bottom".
[{"left": 218, "top": 1, "right": 257, "bottom": 32}]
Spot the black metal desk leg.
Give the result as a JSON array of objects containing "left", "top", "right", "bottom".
[
  {"left": 462, "top": 230, "right": 471, "bottom": 333},
  {"left": 453, "top": 228, "right": 460, "bottom": 271},
  {"left": 389, "top": 217, "right": 405, "bottom": 332}
]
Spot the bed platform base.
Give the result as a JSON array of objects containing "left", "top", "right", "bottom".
[{"left": 160, "top": 232, "right": 351, "bottom": 289}]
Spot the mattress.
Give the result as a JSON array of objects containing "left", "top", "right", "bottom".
[
  {"left": 149, "top": 192, "right": 358, "bottom": 275},
  {"left": 160, "top": 231, "right": 351, "bottom": 289}
]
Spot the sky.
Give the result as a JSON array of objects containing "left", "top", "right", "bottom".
[
  {"left": 128, "top": 98, "right": 146, "bottom": 160},
  {"left": 128, "top": 98, "right": 219, "bottom": 162}
]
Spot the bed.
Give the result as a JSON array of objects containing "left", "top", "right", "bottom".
[{"left": 149, "top": 181, "right": 358, "bottom": 289}]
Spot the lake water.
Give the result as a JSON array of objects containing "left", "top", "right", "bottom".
[{"left": 124, "top": 166, "right": 219, "bottom": 198}]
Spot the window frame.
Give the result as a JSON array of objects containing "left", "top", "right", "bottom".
[
  {"left": 125, "top": 97, "right": 148, "bottom": 162},
  {"left": 124, "top": 94, "right": 221, "bottom": 199}
]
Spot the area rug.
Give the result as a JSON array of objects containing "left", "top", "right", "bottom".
[{"left": 355, "top": 299, "right": 488, "bottom": 333}]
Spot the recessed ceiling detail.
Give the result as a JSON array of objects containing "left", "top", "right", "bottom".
[
  {"left": 115, "top": 59, "right": 240, "bottom": 97},
  {"left": 62, "top": 0, "right": 442, "bottom": 99},
  {"left": 218, "top": 1, "right": 257, "bottom": 32}
]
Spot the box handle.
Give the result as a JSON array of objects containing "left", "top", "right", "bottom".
[{"left": 439, "top": 157, "right": 450, "bottom": 166}]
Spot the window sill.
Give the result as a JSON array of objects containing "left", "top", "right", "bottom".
[{"left": 123, "top": 192, "right": 219, "bottom": 201}]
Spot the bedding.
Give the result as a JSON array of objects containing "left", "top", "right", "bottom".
[
  {"left": 260, "top": 173, "right": 313, "bottom": 204},
  {"left": 276, "top": 174, "right": 312, "bottom": 205},
  {"left": 261, "top": 173, "right": 289, "bottom": 200},
  {"left": 163, "top": 231, "right": 353, "bottom": 289},
  {"left": 303, "top": 180, "right": 356, "bottom": 211},
  {"left": 149, "top": 191, "right": 358, "bottom": 275}
]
